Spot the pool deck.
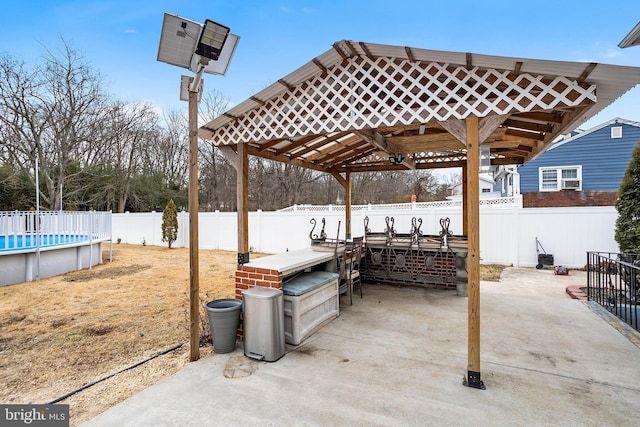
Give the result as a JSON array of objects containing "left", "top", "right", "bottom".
[{"left": 83, "top": 268, "right": 640, "bottom": 426}]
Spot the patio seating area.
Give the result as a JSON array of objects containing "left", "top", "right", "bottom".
[{"left": 84, "top": 268, "right": 640, "bottom": 426}]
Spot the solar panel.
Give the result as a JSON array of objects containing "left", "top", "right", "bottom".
[
  {"left": 190, "top": 33, "right": 239, "bottom": 76},
  {"left": 157, "top": 13, "right": 200, "bottom": 69}
]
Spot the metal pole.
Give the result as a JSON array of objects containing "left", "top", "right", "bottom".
[
  {"left": 35, "top": 156, "right": 40, "bottom": 281},
  {"left": 188, "top": 77, "right": 201, "bottom": 362}
]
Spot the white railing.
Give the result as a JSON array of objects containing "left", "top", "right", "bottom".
[
  {"left": 279, "top": 195, "right": 522, "bottom": 212},
  {"left": 0, "top": 211, "right": 112, "bottom": 250}
]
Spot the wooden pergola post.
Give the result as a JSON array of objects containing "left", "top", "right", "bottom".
[
  {"left": 465, "top": 116, "right": 484, "bottom": 389},
  {"left": 237, "top": 142, "right": 249, "bottom": 265},
  {"left": 345, "top": 171, "right": 352, "bottom": 240}
]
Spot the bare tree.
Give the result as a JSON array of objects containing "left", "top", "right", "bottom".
[
  {"left": 197, "top": 89, "right": 233, "bottom": 211},
  {"left": 0, "top": 42, "right": 108, "bottom": 210}
]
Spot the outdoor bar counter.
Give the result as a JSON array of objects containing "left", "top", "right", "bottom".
[
  {"left": 235, "top": 247, "right": 341, "bottom": 346},
  {"left": 240, "top": 247, "right": 339, "bottom": 277}
]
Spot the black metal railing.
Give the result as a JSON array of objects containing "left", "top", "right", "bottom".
[{"left": 587, "top": 252, "right": 639, "bottom": 331}]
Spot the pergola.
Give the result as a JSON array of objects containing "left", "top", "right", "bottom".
[{"left": 199, "top": 40, "right": 640, "bottom": 388}]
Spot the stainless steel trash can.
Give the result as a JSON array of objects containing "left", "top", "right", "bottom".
[{"left": 242, "top": 287, "right": 285, "bottom": 362}]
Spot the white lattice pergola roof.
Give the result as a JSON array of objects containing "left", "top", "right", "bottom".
[
  {"left": 200, "top": 40, "right": 640, "bottom": 173},
  {"left": 198, "top": 40, "right": 640, "bottom": 385}
]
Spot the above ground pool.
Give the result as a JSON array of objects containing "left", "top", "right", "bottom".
[{"left": 0, "top": 234, "right": 89, "bottom": 252}]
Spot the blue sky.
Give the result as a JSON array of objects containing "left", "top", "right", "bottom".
[{"left": 1, "top": 1, "right": 639, "bottom": 131}]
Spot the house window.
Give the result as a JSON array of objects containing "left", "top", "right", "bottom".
[
  {"left": 611, "top": 126, "right": 622, "bottom": 139},
  {"left": 538, "top": 166, "right": 582, "bottom": 191},
  {"left": 482, "top": 188, "right": 491, "bottom": 193}
]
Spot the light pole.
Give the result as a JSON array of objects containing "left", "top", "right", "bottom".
[
  {"left": 35, "top": 155, "right": 40, "bottom": 281},
  {"left": 157, "top": 13, "right": 239, "bottom": 361}
]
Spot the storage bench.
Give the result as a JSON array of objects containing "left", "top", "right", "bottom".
[{"left": 282, "top": 270, "right": 339, "bottom": 345}]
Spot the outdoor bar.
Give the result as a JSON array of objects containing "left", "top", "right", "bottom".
[
  {"left": 362, "top": 216, "right": 468, "bottom": 293},
  {"left": 200, "top": 39, "right": 640, "bottom": 388}
]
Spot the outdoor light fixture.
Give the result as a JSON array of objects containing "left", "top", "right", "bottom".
[
  {"left": 195, "top": 19, "right": 230, "bottom": 61},
  {"left": 157, "top": 13, "right": 239, "bottom": 84},
  {"left": 389, "top": 153, "right": 405, "bottom": 165},
  {"left": 157, "top": 12, "right": 239, "bottom": 363}
]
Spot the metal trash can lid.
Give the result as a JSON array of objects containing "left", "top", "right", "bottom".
[{"left": 242, "top": 287, "right": 283, "bottom": 299}]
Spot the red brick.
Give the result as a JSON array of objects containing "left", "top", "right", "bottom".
[{"left": 523, "top": 191, "right": 617, "bottom": 208}]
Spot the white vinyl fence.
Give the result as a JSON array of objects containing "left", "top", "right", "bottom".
[{"left": 112, "top": 199, "right": 619, "bottom": 268}]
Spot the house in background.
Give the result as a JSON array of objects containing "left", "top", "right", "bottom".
[
  {"left": 450, "top": 173, "right": 500, "bottom": 199},
  {"left": 514, "top": 118, "right": 640, "bottom": 207}
]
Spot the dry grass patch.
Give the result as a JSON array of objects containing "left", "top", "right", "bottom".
[
  {"left": 480, "top": 264, "right": 507, "bottom": 281},
  {"left": 0, "top": 244, "right": 264, "bottom": 425}
]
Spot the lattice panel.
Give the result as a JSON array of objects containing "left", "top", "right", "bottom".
[{"left": 212, "top": 56, "right": 597, "bottom": 146}]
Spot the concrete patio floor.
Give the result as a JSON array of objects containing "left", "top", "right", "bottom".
[{"left": 84, "top": 268, "right": 640, "bottom": 426}]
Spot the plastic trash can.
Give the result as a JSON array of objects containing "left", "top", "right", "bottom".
[
  {"left": 204, "top": 299, "right": 242, "bottom": 354},
  {"left": 242, "top": 287, "right": 285, "bottom": 362}
]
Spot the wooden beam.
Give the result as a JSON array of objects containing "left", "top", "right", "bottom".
[
  {"left": 511, "top": 61, "right": 523, "bottom": 76},
  {"left": 249, "top": 96, "right": 266, "bottom": 106},
  {"left": 312, "top": 58, "right": 328, "bottom": 76},
  {"left": 345, "top": 159, "right": 467, "bottom": 173},
  {"left": 329, "top": 147, "right": 377, "bottom": 169},
  {"left": 479, "top": 115, "right": 507, "bottom": 143},
  {"left": 217, "top": 145, "right": 238, "bottom": 170},
  {"left": 329, "top": 170, "right": 347, "bottom": 188},
  {"left": 493, "top": 134, "right": 540, "bottom": 145},
  {"left": 358, "top": 42, "right": 375, "bottom": 59},
  {"left": 304, "top": 134, "right": 362, "bottom": 161},
  {"left": 274, "top": 134, "right": 319, "bottom": 156},
  {"left": 440, "top": 119, "right": 467, "bottom": 145},
  {"left": 577, "top": 63, "right": 598, "bottom": 84},
  {"left": 245, "top": 144, "right": 332, "bottom": 174},
  {"left": 222, "top": 112, "right": 239, "bottom": 121},
  {"left": 465, "top": 116, "right": 483, "bottom": 389},
  {"left": 405, "top": 46, "right": 416, "bottom": 62},
  {"left": 237, "top": 141, "right": 249, "bottom": 265},
  {"left": 257, "top": 138, "right": 286, "bottom": 152},
  {"left": 388, "top": 132, "right": 462, "bottom": 146},
  {"left": 503, "top": 119, "right": 554, "bottom": 133},
  {"left": 512, "top": 111, "right": 564, "bottom": 124},
  {"left": 355, "top": 129, "right": 417, "bottom": 169},
  {"left": 504, "top": 128, "right": 545, "bottom": 141},
  {"left": 277, "top": 78, "right": 295, "bottom": 91},
  {"left": 316, "top": 142, "right": 372, "bottom": 168},
  {"left": 332, "top": 42, "right": 350, "bottom": 61}
]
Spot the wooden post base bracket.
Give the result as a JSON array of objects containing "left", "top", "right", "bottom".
[
  {"left": 238, "top": 252, "right": 250, "bottom": 265},
  {"left": 463, "top": 371, "right": 486, "bottom": 390}
]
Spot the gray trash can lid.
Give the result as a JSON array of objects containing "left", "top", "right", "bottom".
[{"left": 242, "top": 287, "right": 283, "bottom": 299}]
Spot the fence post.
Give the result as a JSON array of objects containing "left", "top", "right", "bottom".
[{"left": 512, "top": 204, "right": 520, "bottom": 268}]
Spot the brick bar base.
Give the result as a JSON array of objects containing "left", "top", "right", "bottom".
[{"left": 234, "top": 265, "right": 284, "bottom": 339}]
